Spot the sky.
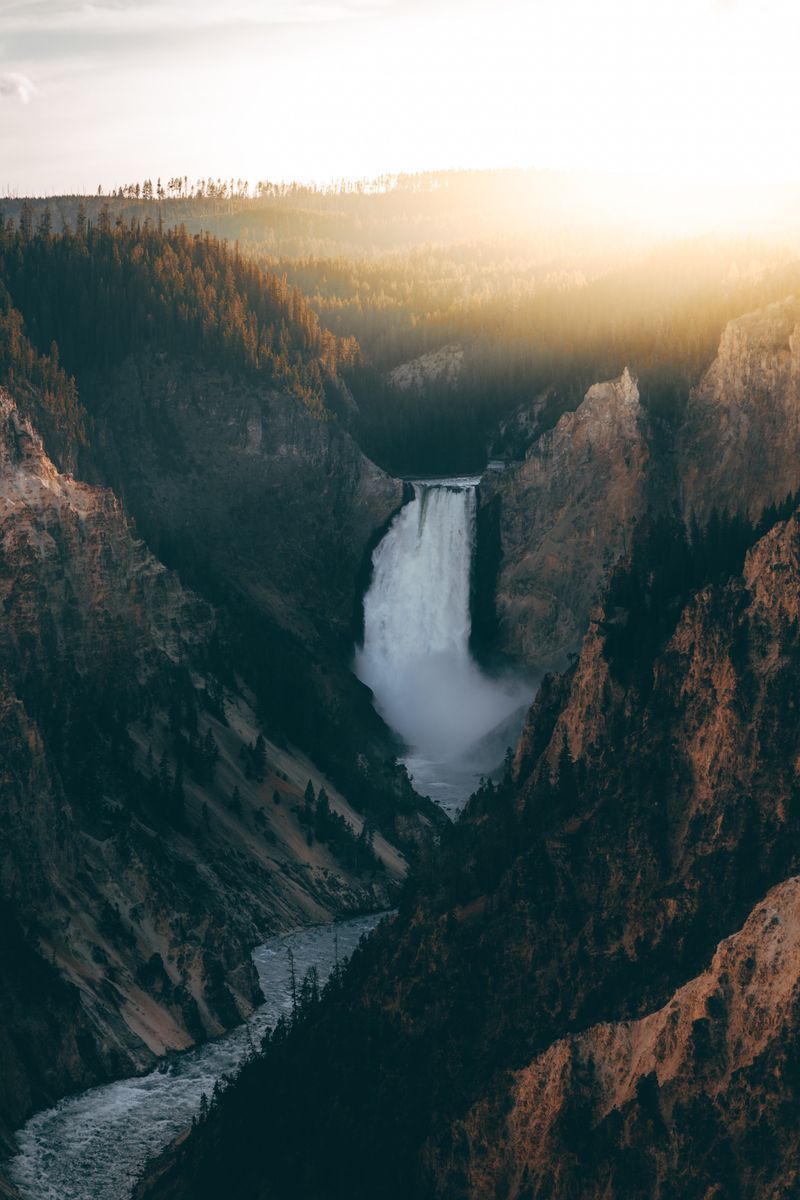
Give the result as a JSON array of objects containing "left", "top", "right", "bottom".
[{"left": 2, "top": 0, "right": 800, "bottom": 197}]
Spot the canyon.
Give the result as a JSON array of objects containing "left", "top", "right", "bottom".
[
  {"left": 131, "top": 294, "right": 800, "bottom": 1200},
  {"left": 3, "top": 206, "right": 800, "bottom": 1200}
]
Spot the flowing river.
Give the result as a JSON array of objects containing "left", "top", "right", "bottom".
[
  {"left": 7, "top": 913, "right": 386, "bottom": 1200},
  {"left": 356, "top": 476, "right": 532, "bottom": 815}
]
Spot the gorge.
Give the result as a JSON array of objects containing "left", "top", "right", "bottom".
[
  {"left": 4, "top": 186, "right": 800, "bottom": 1200},
  {"left": 133, "top": 295, "right": 800, "bottom": 1200}
]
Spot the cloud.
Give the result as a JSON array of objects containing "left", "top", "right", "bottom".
[
  {"left": 0, "top": 71, "right": 37, "bottom": 103},
  {"left": 1, "top": 0, "right": 395, "bottom": 35}
]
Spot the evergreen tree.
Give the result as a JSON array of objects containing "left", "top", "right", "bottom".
[
  {"left": 303, "top": 779, "right": 316, "bottom": 820},
  {"left": 252, "top": 733, "right": 267, "bottom": 781},
  {"left": 171, "top": 760, "right": 186, "bottom": 827}
]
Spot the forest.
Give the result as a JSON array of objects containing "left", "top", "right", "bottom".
[
  {"left": 8, "top": 172, "right": 800, "bottom": 474},
  {"left": 0, "top": 209, "right": 360, "bottom": 438}
]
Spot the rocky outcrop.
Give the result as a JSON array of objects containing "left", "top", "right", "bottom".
[
  {"left": 0, "top": 388, "right": 407, "bottom": 1148},
  {"left": 481, "top": 298, "right": 800, "bottom": 672},
  {"left": 388, "top": 344, "right": 464, "bottom": 393},
  {"left": 446, "top": 878, "right": 800, "bottom": 1199},
  {"left": 679, "top": 296, "right": 800, "bottom": 523},
  {"left": 86, "top": 359, "right": 402, "bottom": 646},
  {"left": 479, "top": 368, "right": 649, "bottom": 669},
  {"left": 0, "top": 389, "right": 211, "bottom": 682}
]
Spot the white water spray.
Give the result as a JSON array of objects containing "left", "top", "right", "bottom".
[{"left": 355, "top": 479, "right": 532, "bottom": 813}]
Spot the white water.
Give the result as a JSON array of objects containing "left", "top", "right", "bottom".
[
  {"left": 7, "top": 913, "right": 385, "bottom": 1200},
  {"left": 355, "top": 478, "right": 532, "bottom": 815}
]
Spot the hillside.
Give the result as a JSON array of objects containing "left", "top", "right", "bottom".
[
  {"left": 0, "top": 224, "right": 442, "bottom": 1155},
  {"left": 0, "top": 219, "right": 438, "bottom": 844},
  {"left": 0, "top": 385, "right": 411, "bottom": 1150}
]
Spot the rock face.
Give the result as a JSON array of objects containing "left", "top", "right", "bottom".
[
  {"left": 479, "top": 368, "right": 649, "bottom": 668},
  {"left": 0, "top": 389, "right": 211, "bottom": 684},
  {"left": 679, "top": 296, "right": 800, "bottom": 523},
  {"left": 0, "top": 388, "right": 407, "bottom": 1150},
  {"left": 481, "top": 298, "right": 800, "bottom": 671},
  {"left": 79, "top": 359, "right": 433, "bottom": 840},
  {"left": 388, "top": 344, "right": 464, "bottom": 393},
  {"left": 448, "top": 878, "right": 800, "bottom": 1199},
  {"left": 89, "top": 360, "right": 403, "bottom": 647}
]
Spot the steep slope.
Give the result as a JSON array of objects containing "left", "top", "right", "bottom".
[
  {"left": 479, "top": 297, "right": 800, "bottom": 673},
  {"left": 136, "top": 508, "right": 800, "bottom": 1200},
  {"left": 679, "top": 296, "right": 800, "bottom": 522},
  {"left": 0, "top": 387, "right": 405, "bottom": 1150},
  {"left": 0, "top": 223, "right": 432, "bottom": 844},
  {"left": 477, "top": 368, "right": 650, "bottom": 668},
  {"left": 87, "top": 357, "right": 408, "bottom": 787},
  {"left": 441, "top": 877, "right": 800, "bottom": 1199}
]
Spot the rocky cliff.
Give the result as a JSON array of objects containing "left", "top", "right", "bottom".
[
  {"left": 478, "top": 368, "right": 650, "bottom": 668},
  {"left": 76, "top": 357, "right": 434, "bottom": 844},
  {"left": 679, "top": 296, "right": 800, "bottom": 523},
  {"left": 88, "top": 358, "right": 402, "bottom": 647},
  {"left": 0, "top": 387, "right": 408, "bottom": 1151},
  {"left": 443, "top": 877, "right": 800, "bottom": 1199},
  {"left": 480, "top": 297, "right": 800, "bottom": 672}
]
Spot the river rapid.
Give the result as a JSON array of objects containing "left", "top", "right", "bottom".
[{"left": 7, "top": 913, "right": 386, "bottom": 1200}]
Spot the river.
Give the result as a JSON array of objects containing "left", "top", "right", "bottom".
[{"left": 7, "top": 913, "right": 386, "bottom": 1200}]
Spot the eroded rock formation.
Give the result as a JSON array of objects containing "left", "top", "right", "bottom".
[
  {"left": 679, "top": 296, "right": 800, "bottom": 523},
  {"left": 481, "top": 297, "right": 800, "bottom": 672},
  {"left": 479, "top": 367, "right": 649, "bottom": 668}
]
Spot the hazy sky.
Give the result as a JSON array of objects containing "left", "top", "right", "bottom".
[{"left": 2, "top": 0, "right": 800, "bottom": 195}]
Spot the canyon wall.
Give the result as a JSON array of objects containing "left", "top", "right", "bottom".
[
  {"left": 478, "top": 367, "right": 650, "bottom": 668},
  {"left": 679, "top": 296, "right": 800, "bottom": 522},
  {"left": 0, "top": 387, "right": 409, "bottom": 1148},
  {"left": 481, "top": 297, "right": 800, "bottom": 671},
  {"left": 80, "top": 359, "right": 432, "bottom": 841}
]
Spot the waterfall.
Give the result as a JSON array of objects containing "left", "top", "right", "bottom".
[{"left": 355, "top": 479, "right": 532, "bottom": 813}]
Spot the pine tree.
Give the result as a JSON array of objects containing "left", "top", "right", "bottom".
[
  {"left": 202, "top": 728, "right": 219, "bottom": 781},
  {"left": 253, "top": 733, "right": 267, "bottom": 781},
  {"left": 303, "top": 777, "right": 316, "bottom": 825},
  {"left": 158, "top": 751, "right": 171, "bottom": 800},
  {"left": 171, "top": 760, "right": 186, "bottom": 827},
  {"left": 19, "top": 201, "right": 32, "bottom": 240}
]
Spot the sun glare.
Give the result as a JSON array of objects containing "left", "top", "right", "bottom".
[{"left": 3, "top": 0, "right": 800, "bottom": 236}]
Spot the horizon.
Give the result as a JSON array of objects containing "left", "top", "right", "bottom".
[
  {"left": 5, "top": 164, "right": 800, "bottom": 245},
  {"left": 3, "top": 0, "right": 800, "bottom": 233}
]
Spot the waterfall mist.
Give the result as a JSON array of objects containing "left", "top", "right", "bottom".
[{"left": 355, "top": 480, "right": 533, "bottom": 813}]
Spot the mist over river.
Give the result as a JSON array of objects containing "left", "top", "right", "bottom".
[{"left": 356, "top": 477, "right": 534, "bottom": 815}]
